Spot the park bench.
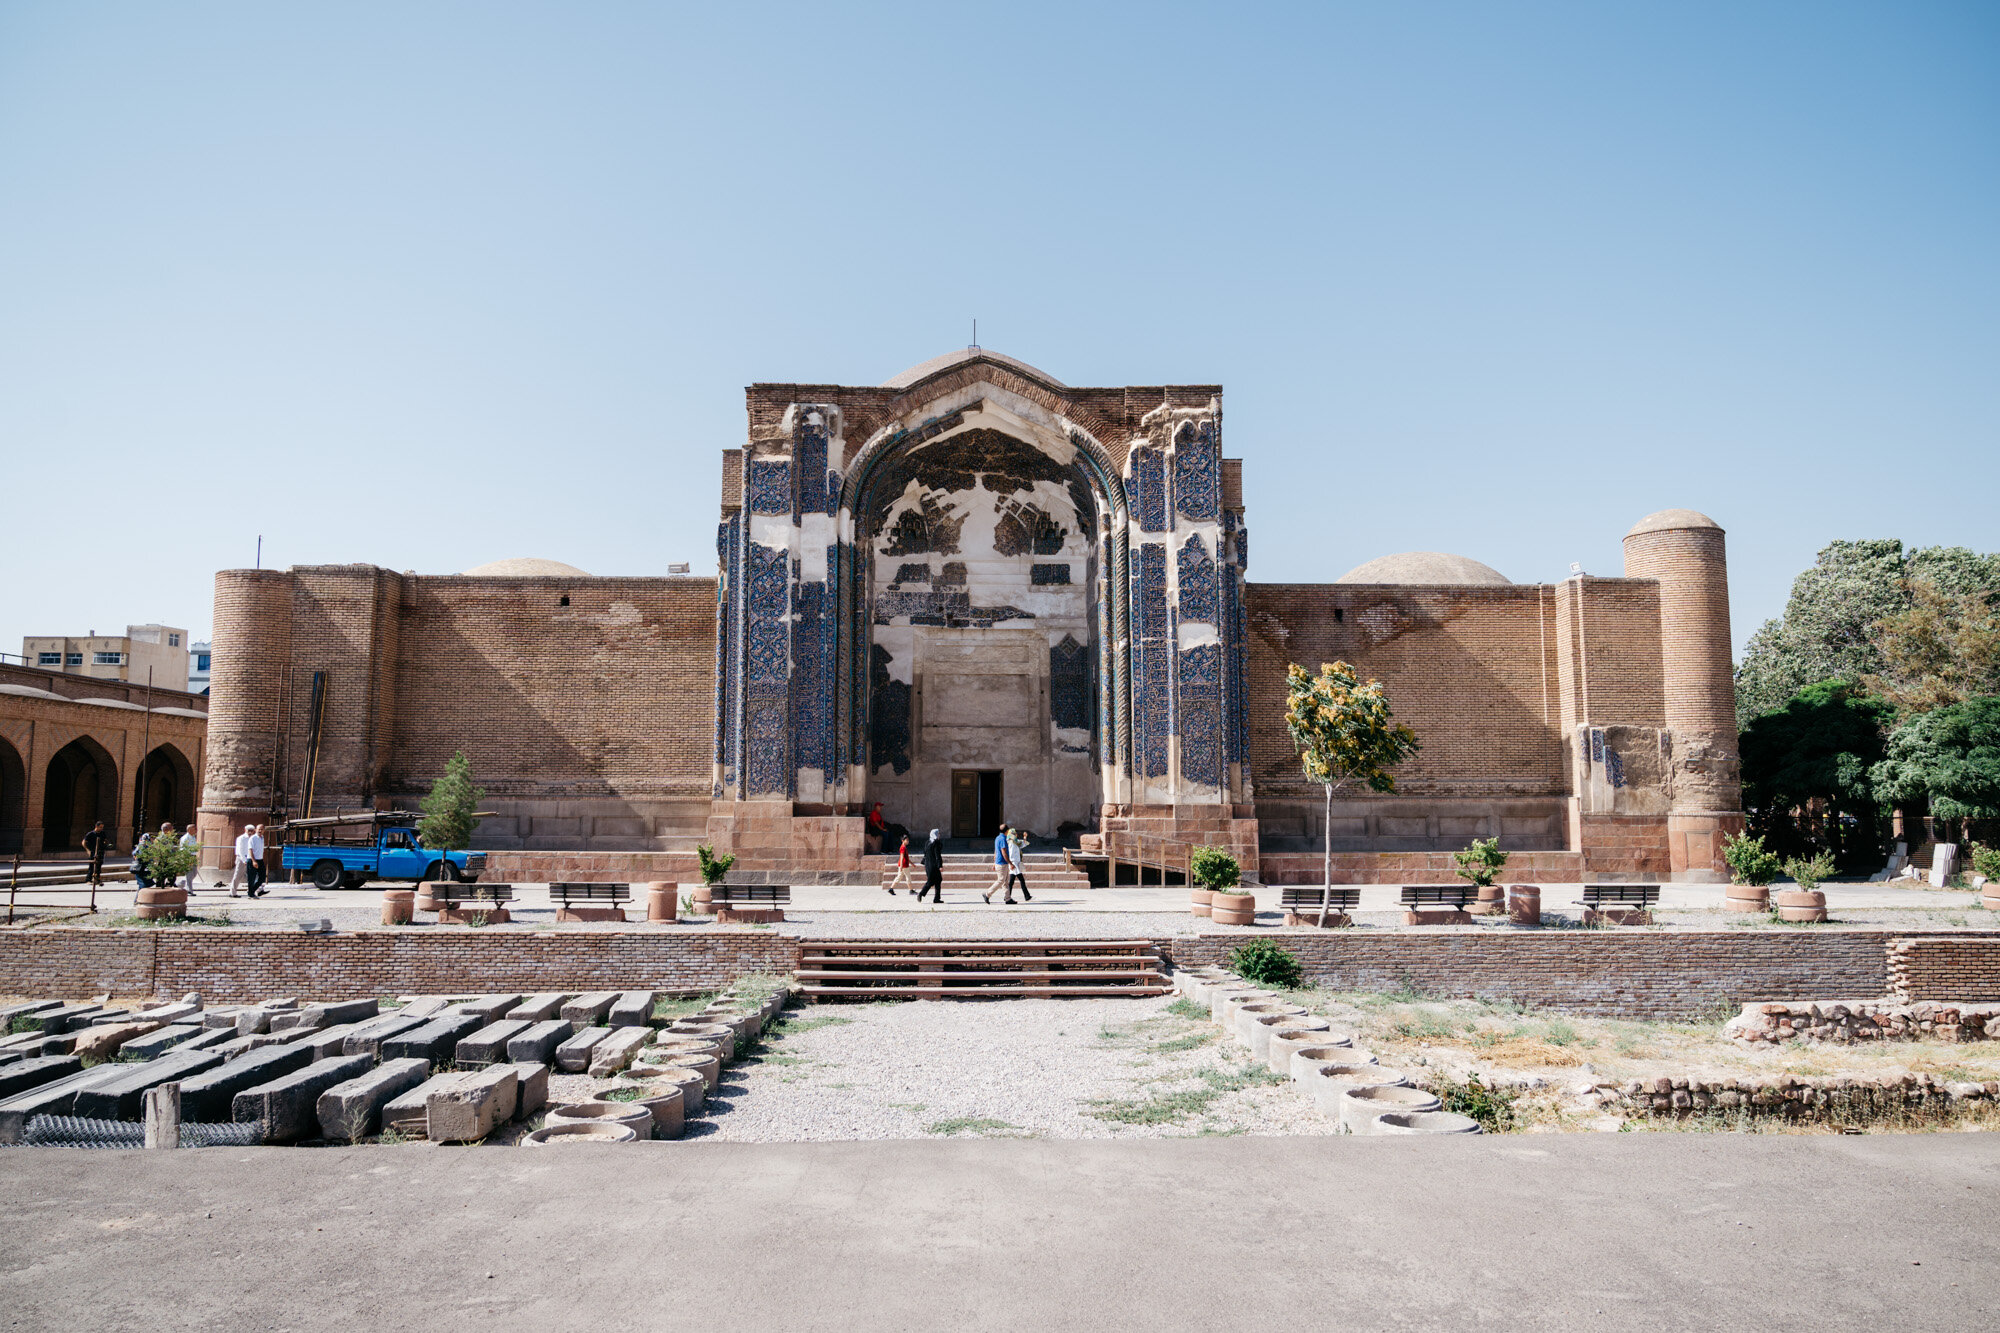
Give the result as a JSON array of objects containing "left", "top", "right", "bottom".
[
  {"left": 434, "top": 883, "right": 515, "bottom": 925},
  {"left": 551, "top": 882, "right": 631, "bottom": 923},
  {"left": 1579, "top": 883, "right": 1660, "bottom": 926},
  {"left": 1279, "top": 887, "right": 1361, "bottom": 927},
  {"left": 711, "top": 883, "right": 789, "bottom": 923},
  {"left": 1398, "top": 884, "right": 1473, "bottom": 925}
]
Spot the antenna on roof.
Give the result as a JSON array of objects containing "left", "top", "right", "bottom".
[{"left": 970, "top": 319, "right": 979, "bottom": 352}]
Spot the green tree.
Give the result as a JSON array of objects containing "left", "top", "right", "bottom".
[
  {"left": 1734, "top": 540, "right": 2000, "bottom": 726},
  {"left": 1870, "top": 695, "right": 2000, "bottom": 847},
  {"left": 418, "top": 751, "right": 485, "bottom": 857},
  {"left": 1285, "top": 660, "right": 1420, "bottom": 926},
  {"left": 1738, "top": 679, "right": 1894, "bottom": 862}
]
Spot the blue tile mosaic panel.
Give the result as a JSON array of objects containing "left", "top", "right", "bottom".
[
  {"left": 1172, "top": 419, "right": 1220, "bottom": 522},
  {"left": 1176, "top": 534, "right": 1216, "bottom": 623},
  {"left": 747, "top": 459, "right": 792, "bottom": 516},
  {"left": 1130, "top": 447, "right": 1166, "bottom": 533}
]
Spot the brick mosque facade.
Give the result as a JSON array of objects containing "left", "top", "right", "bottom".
[{"left": 197, "top": 350, "right": 1743, "bottom": 884}]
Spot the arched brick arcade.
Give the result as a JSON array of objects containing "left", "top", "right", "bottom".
[
  {"left": 132, "top": 742, "right": 198, "bottom": 839},
  {"left": 41, "top": 736, "right": 119, "bottom": 853}
]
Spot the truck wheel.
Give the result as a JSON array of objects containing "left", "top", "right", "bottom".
[
  {"left": 310, "top": 860, "right": 343, "bottom": 890},
  {"left": 421, "top": 861, "right": 460, "bottom": 883}
]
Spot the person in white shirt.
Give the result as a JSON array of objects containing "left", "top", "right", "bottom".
[
  {"left": 246, "top": 825, "right": 268, "bottom": 897},
  {"left": 178, "top": 827, "right": 200, "bottom": 894},
  {"left": 228, "top": 829, "right": 251, "bottom": 897}
]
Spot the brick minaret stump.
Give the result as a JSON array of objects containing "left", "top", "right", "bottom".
[{"left": 1622, "top": 509, "right": 1742, "bottom": 881}]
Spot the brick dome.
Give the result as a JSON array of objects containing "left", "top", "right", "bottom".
[
  {"left": 1626, "top": 508, "right": 1722, "bottom": 538},
  {"left": 460, "top": 557, "right": 591, "bottom": 578},
  {"left": 1335, "top": 552, "right": 1511, "bottom": 586}
]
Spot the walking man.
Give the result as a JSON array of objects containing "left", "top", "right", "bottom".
[
  {"left": 246, "top": 824, "right": 268, "bottom": 897},
  {"left": 915, "top": 829, "right": 945, "bottom": 903},
  {"left": 1004, "top": 827, "right": 1032, "bottom": 903},
  {"left": 982, "top": 824, "right": 1011, "bottom": 903},
  {"left": 885, "top": 834, "right": 912, "bottom": 894},
  {"left": 227, "top": 826, "right": 251, "bottom": 897},
  {"left": 82, "top": 820, "right": 108, "bottom": 885}
]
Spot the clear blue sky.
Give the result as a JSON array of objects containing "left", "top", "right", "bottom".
[{"left": 2, "top": 2, "right": 1994, "bottom": 666}]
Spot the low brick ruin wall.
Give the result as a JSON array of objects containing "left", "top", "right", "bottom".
[
  {"left": 0, "top": 930, "right": 796, "bottom": 1004},
  {"left": 1890, "top": 937, "right": 2000, "bottom": 1003},
  {"left": 6, "top": 928, "right": 1997, "bottom": 1018},
  {"left": 1162, "top": 931, "right": 1909, "bottom": 1019}
]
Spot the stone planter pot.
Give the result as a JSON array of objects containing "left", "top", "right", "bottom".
[
  {"left": 413, "top": 889, "right": 444, "bottom": 913},
  {"left": 1209, "top": 893, "right": 1256, "bottom": 926},
  {"left": 1189, "top": 887, "right": 1214, "bottom": 918},
  {"left": 638, "top": 1046, "right": 724, "bottom": 1087},
  {"left": 134, "top": 886, "right": 188, "bottom": 920},
  {"left": 1233, "top": 1001, "right": 1308, "bottom": 1048},
  {"left": 620, "top": 1065, "right": 706, "bottom": 1116},
  {"left": 603, "top": 1082, "right": 686, "bottom": 1138},
  {"left": 644, "top": 883, "right": 678, "bottom": 922},
  {"left": 669, "top": 1022, "right": 738, "bottom": 1057},
  {"left": 1337, "top": 1084, "right": 1442, "bottom": 1135},
  {"left": 1211, "top": 987, "right": 1273, "bottom": 1025},
  {"left": 1264, "top": 1022, "right": 1339, "bottom": 1076},
  {"left": 546, "top": 1100, "right": 655, "bottom": 1140},
  {"left": 1506, "top": 885, "right": 1541, "bottom": 927},
  {"left": 1308, "top": 1065, "right": 1411, "bottom": 1117},
  {"left": 1984, "top": 887, "right": 2000, "bottom": 913},
  {"left": 1375, "top": 1110, "right": 1483, "bottom": 1135},
  {"left": 700, "top": 1010, "right": 763, "bottom": 1043},
  {"left": 690, "top": 885, "right": 714, "bottom": 915},
  {"left": 1242, "top": 1010, "right": 1312, "bottom": 1062},
  {"left": 1188, "top": 974, "right": 1238, "bottom": 1005},
  {"left": 522, "top": 1122, "right": 638, "bottom": 1147},
  {"left": 1725, "top": 883, "right": 1771, "bottom": 913},
  {"left": 379, "top": 889, "right": 416, "bottom": 926},
  {"left": 1774, "top": 888, "right": 1828, "bottom": 923},
  {"left": 1289, "top": 1046, "right": 1378, "bottom": 1084},
  {"left": 1469, "top": 884, "right": 1506, "bottom": 916}
]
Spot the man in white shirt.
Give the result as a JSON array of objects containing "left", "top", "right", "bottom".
[
  {"left": 228, "top": 828, "right": 251, "bottom": 897},
  {"left": 178, "top": 827, "right": 200, "bottom": 894},
  {"left": 246, "top": 825, "right": 268, "bottom": 897}
]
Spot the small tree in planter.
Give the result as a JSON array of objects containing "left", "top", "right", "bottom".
[
  {"left": 695, "top": 845, "right": 735, "bottom": 908},
  {"left": 1452, "top": 837, "right": 1508, "bottom": 906},
  {"left": 419, "top": 752, "right": 485, "bottom": 870},
  {"left": 136, "top": 832, "right": 199, "bottom": 890},
  {"left": 1782, "top": 850, "right": 1837, "bottom": 894},
  {"left": 1285, "top": 661, "right": 1421, "bottom": 926},
  {"left": 1723, "top": 832, "right": 1783, "bottom": 888},
  {"left": 1192, "top": 845, "right": 1248, "bottom": 922}
]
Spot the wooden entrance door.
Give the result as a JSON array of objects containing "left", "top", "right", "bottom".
[{"left": 950, "top": 770, "right": 979, "bottom": 838}]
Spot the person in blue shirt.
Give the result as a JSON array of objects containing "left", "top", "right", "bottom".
[{"left": 983, "top": 825, "right": 1011, "bottom": 903}]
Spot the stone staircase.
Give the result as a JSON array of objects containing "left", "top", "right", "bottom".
[
  {"left": 868, "top": 852, "right": 1093, "bottom": 894},
  {"left": 797, "top": 939, "right": 1171, "bottom": 1000}
]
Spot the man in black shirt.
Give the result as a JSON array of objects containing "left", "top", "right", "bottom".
[{"left": 81, "top": 821, "right": 108, "bottom": 884}]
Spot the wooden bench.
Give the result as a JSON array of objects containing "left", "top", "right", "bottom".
[
  {"left": 711, "top": 883, "right": 790, "bottom": 924},
  {"left": 1580, "top": 883, "right": 1660, "bottom": 925},
  {"left": 1279, "top": 887, "right": 1361, "bottom": 927},
  {"left": 1398, "top": 884, "right": 1472, "bottom": 925},
  {"left": 551, "top": 882, "right": 631, "bottom": 923},
  {"left": 435, "top": 883, "right": 515, "bottom": 925}
]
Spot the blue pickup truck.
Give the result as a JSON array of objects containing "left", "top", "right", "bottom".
[{"left": 279, "top": 815, "right": 485, "bottom": 890}]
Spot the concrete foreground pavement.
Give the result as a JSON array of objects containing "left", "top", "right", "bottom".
[{"left": 2, "top": 1135, "right": 1996, "bottom": 1330}]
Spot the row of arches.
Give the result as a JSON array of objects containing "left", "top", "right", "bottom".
[{"left": 0, "top": 736, "right": 196, "bottom": 855}]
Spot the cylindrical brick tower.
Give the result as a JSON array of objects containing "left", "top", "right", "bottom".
[
  {"left": 196, "top": 569, "right": 295, "bottom": 877},
  {"left": 1622, "top": 509, "right": 1743, "bottom": 881}
]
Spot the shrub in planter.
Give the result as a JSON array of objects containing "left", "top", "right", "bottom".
[
  {"left": 1722, "top": 832, "right": 1782, "bottom": 887},
  {"left": 1451, "top": 837, "right": 1507, "bottom": 889},
  {"left": 1189, "top": 845, "right": 1241, "bottom": 891},
  {"left": 696, "top": 845, "right": 735, "bottom": 886},
  {"left": 1971, "top": 843, "right": 2000, "bottom": 881},
  {"left": 1782, "top": 850, "right": 1837, "bottom": 894},
  {"left": 1230, "top": 939, "right": 1302, "bottom": 990}
]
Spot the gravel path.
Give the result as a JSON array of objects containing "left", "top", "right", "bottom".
[{"left": 692, "top": 994, "right": 1332, "bottom": 1142}]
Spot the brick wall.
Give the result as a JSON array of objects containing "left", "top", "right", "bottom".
[
  {"left": 1163, "top": 931, "right": 1910, "bottom": 1018},
  {"left": 1890, "top": 938, "right": 2000, "bottom": 1003},
  {"left": 0, "top": 929, "right": 796, "bottom": 1004}
]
